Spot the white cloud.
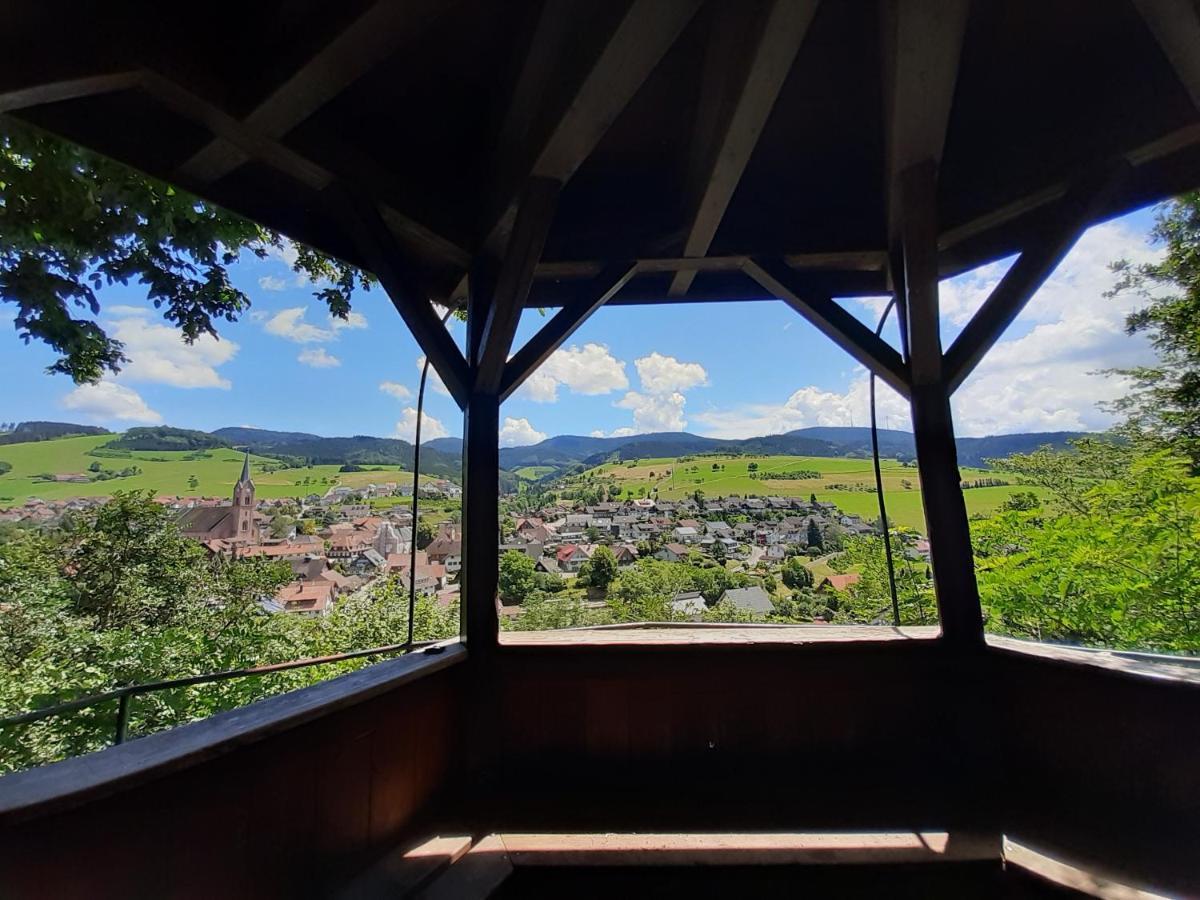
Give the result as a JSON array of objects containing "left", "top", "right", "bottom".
[
  {"left": 515, "top": 343, "right": 628, "bottom": 402},
  {"left": 394, "top": 407, "right": 449, "bottom": 442},
  {"left": 331, "top": 311, "right": 368, "bottom": 331},
  {"left": 693, "top": 374, "right": 909, "bottom": 439},
  {"left": 634, "top": 352, "right": 708, "bottom": 394},
  {"left": 264, "top": 307, "right": 334, "bottom": 343},
  {"left": 616, "top": 390, "right": 689, "bottom": 433},
  {"left": 611, "top": 426, "right": 637, "bottom": 438},
  {"left": 379, "top": 381, "right": 413, "bottom": 400},
  {"left": 106, "top": 304, "right": 150, "bottom": 317},
  {"left": 499, "top": 416, "right": 547, "bottom": 447},
  {"left": 416, "top": 355, "right": 451, "bottom": 397},
  {"left": 107, "top": 315, "right": 237, "bottom": 389},
  {"left": 298, "top": 348, "right": 340, "bottom": 368},
  {"left": 62, "top": 381, "right": 162, "bottom": 424},
  {"left": 590, "top": 429, "right": 606, "bottom": 438},
  {"left": 258, "top": 275, "right": 287, "bottom": 291}
]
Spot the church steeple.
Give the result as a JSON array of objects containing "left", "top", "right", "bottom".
[{"left": 232, "top": 451, "right": 255, "bottom": 539}]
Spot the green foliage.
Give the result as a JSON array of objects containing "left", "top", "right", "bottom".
[
  {"left": 0, "top": 119, "right": 368, "bottom": 383},
  {"left": 781, "top": 557, "right": 814, "bottom": 590},
  {"left": 0, "top": 461, "right": 9, "bottom": 476},
  {"left": 807, "top": 518, "right": 824, "bottom": 550},
  {"left": 586, "top": 545, "right": 618, "bottom": 592},
  {"left": 973, "top": 443, "right": 1200, "bottom": 652},
  {"left": 0, "top": 497, "right": 457, "bottom": 773},
  {"left": 498, "top": 551, "right": 537, "bottom": 604},
  {"left": 1106, "top": 192, "right": 1200, "bottom": 470}
]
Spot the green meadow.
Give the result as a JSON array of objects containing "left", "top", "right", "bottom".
[
  {"left": 0, "top": 435, "right": 434, "bottom": 506},
  {"left": 583, "top": 454, "right": 1033, "bottom": 530},
  {"left": 513, "top": 465, "right": 557, "bottom": 481}
]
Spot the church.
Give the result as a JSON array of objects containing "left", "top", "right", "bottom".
[{"left": 175, "top": 453, "right": 257, "bottom": 543}]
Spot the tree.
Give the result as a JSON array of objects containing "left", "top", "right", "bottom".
[
  {"left": 498, "top": 551, "right": 537, "bottom": 604},
  {"left": 415, "top": 520, "right": 435, "bottom": 550},
  {"left": 810, "top": 492, "right": 818, "bottom": 505},
  {"left": 781, "top": 557, "right": 814, "bottom": 590},
  {"left": 88, "top": 461, "right": 102, "bottom": 473},
  {"left": 748, "top": 462, "right": 758, "bottom": 472},
  {"left": 1106, "top": 192, "right": 1200, "bottom": 470},
  {"left": 0, "top": 118, "right": 368, "bottom": 383},
  {"left": 806, "top": 518, "right": 824, "bottom": 551},
  {"left": 187, "top": 474, "right": 199, "bottom": 490},
  {"left": 588, "top": 546, "right": 619, "bottom": 592}
]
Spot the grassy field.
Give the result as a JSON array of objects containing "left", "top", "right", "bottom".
[
  {"left": 581, "top": 454, "right": 1032, "bottom": 530},
  {"left": 0, "top": 435, "right": 439, "bottom": 506},
  {"left": 513, "top": 465, "right": 557, "bottom": 481}
]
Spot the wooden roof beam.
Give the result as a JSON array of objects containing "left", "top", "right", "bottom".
[
  {"left": 327, "top": 187, "right": 471, "bottom": 409},
  {"left": 668, "top": 0, "right": 818, "bottom": 298},
  {"left": 480, "top": 0, "right": 703, "bottom": 259},
  {"left": 178, "top": 0, "right": 456, "bottom": 185},
  {"left": 742, "top": 258, "right": 910, "bottom": 399},
  {"left": 1132, "top": 0, "right": 1200, "bottom": 113},
  {"left": 943, "top": 164, "right": 1130, "bottom": 393},
  {"left": 0, "top": 71, "right": 141, "bottom": 113},
  {"left": 501, "top": 261, "right": 639, "bottom": 402},
  {"left": 474, "top": 178, "right": 561, "bottom": 395}
]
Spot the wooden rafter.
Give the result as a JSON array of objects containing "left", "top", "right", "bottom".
[
  {"left": 500, "top": 261, "right": 639, "bottom": 402},
  {"left": 668, "top": 0, "right": 818, "bottom": 297},
  {"left": 179, "top": 0, "right": 456, "bottom": 184},
  {"left": 881, "top": 0, "right": 969, "bottom": 244},
  {"left": 474, "top": 178, "right": 561, "bottom": 395},
  {"left": 943, "top": 164, "right": 1130, "bottom": 393},
  {"left": 535, "top": 250, "right": 886, "bottom": 282},
  {"left": 1132, "top": 0, "right": 1200, "bottom": 113},
  {"left": 0, "top": 71, "right": 140, "bottom": 113},
  {"left": 327, "top": 187, "right": 471, "bottom": 409},
  {"left": 742, "top": 258, "right": 910, "bottom": 399},
  {"left": 480, "top": 0, "right": 703, "bottom": 259}
]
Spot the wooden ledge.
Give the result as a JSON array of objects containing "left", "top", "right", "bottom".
[
  {"left": 495, "top": 831, "right": 1000, "bottom": 867},
  {"left": 986, "top": 635, "right": 1200, "bottom": 686},
  {"left": 500, "top": 623, "right": 941, "bottom": 647},
  {"left": 0, "top": 641, "right": 466, "bottom": 824}
]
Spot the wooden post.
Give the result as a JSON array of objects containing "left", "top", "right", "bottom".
[
  {"left": 460, "top": 282, "right": 500, "bottom": 651},
  {"left": 898, "top": 162, "right": 984, "bottom": 647}
]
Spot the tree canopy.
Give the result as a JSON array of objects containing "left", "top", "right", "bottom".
[{"left": 0, "top": 118, "right": 369, "bottom": 383}]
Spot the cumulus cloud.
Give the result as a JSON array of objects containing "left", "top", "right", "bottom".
[
  {"left": 107, "top": 313, "right": 237, "bottom": 389},
  {"left": 394, "top": 407, "right": 449, "bottom": 441},
  {"left": 62, "top": 381, "right": 162, "bottom": 424},
  {"left": 263, "top": 307, "right": 334, "bottom": 343},
  {"left": 331, "top": 311, "right": 368, "bottom": 331},
  {"left": 499, "top": 416, "right": 547, "bottom": 447},
  {"left": 634, "top": 352, "right": 708, "bottom": 393},
  {"left": 515, "top": 343, "right": 628, "bottom": 402},
  {"left": 258, "top": 275, "right": 287, "bottom": 291},
  {"left": 379, "top": 381, "right": 413, "bottom": 400},
  {"left": 298, "top": 348, "right": 340, "bottom": 368},
  {"left": 616, "top": 390, "right": 689, "bottom": 433}
]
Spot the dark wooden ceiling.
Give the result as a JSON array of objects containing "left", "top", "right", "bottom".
[{"left": 3, "top": 0, "right": 1198, "bottom": 309}]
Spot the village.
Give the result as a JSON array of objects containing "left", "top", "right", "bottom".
[{"left": 2, "top": 455, "right": 935, "bottom": 624}]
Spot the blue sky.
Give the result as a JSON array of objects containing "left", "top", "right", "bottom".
[{"left": 0, "top": 206, "right": 1163, "bottom": 445}]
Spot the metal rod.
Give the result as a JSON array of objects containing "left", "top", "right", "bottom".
[
  {"left": 869, "top": 298, "right": 901, "bottom": 626},
  {"left": 408, "top": 306, "right": 457, "bottom": 650},
  {"left": 0, "top": 639, "right": 440, "bottom": 732}
]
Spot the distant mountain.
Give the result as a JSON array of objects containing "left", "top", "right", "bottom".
[
  {"left": 105, "top": 426, "right": 230, "bottom": 452},
  {"left": 0, "top": 421, "right": 110, "bottom": 445},
  {"left": 212, "top": 426, "right": 322, "bottom": 446},
  {"left": 423, "top": 436, "right": 465, "bottom": 454},
  {"left": 494, "top": 427, "right": 1093, "bottom": 475},
  {"left": 222, "top": 430, "right": 462, "bottom": 481}
]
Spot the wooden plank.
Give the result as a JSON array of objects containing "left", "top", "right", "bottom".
[
  {"left": 668, "top": 0, "right": 818, "bottom": 297},
  {"left": 337, "top": 835, "right": 472, "bottom": 900},
  {"left": 882, "top": 0, "right": 969, "bottom": 242},
  {"left": 742, "top": 258, "right": 910, "bottom": 399},
  {"left": 500, "top": 262, "right": 638, "bottom": 401},
  {"left": 0, "top": 71, "right": 140, "bottom": 113},
  {"left": 896, "top": 162, "right": 982, "bottom": 648},
  {"left": 179, "top": 0, "right": 456, "bottom": 184},
  {"left": 475, "top": 178, "right": 560, "bottom": 394},
  {"left": 1132, "top": 0, "right": 1200, "bottom": 112},
  {"left": 481, "top": 0, "right": 702, "bottom": 257},
  {"left": 944, "top": 165, "right": 1130, "bottom": 393},
  {"left": 418, "top": 835, "right": 512, "bottom": 900},
  {"left": 328, "top": 187, "right": 471, "bottom": 408},
  {"left": 532, "top": 250, "right": 886, "bottom": 281}
]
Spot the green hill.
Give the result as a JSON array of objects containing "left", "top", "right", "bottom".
[{"left": 0, "top": 435, "right": 428, "bottom": 506}]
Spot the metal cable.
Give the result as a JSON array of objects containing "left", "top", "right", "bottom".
[{"left": 869, "top": 298, "right": 901, "bottom": 626}]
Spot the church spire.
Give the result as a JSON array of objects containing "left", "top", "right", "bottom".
[{"left": 237, "top": 450, "right": 252, "bottom": 488}]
